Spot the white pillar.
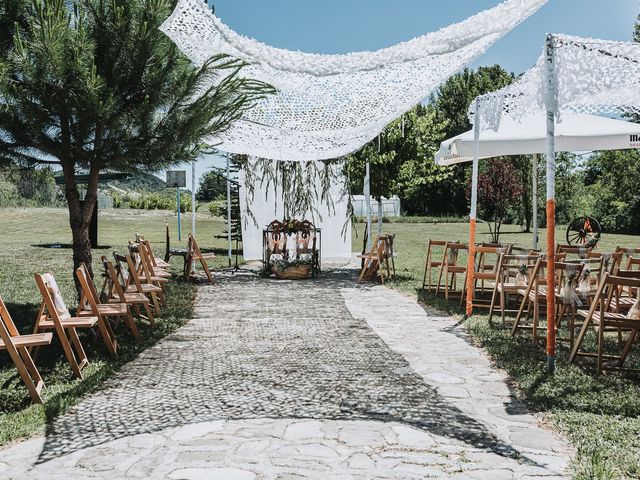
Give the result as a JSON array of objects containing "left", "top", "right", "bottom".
[
  {"left": 377, "top": 198, "right": 383, "bottom": 235},
  {"left": 465, "top": 98, "right": 481, "bottom": 317},
  {"left": 191, "top": 161, "right": 197, "bottom": 237},
  {"left": 544, "top": 34, "right": 558, "bottom": 374},
  {"left": 227, "top": 156, "right": 233, "bottom": 266},
  {"left": 532, "top": 154, "right": 538, "bottom": 250},
  {"left": 365, "top": 160, "right": 372, "bottom": 251}
]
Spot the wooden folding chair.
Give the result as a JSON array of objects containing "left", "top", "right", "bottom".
[
  {"left": 129, "top": 244, "right": 168, "bottom": 306},
  {"left": 357, "top": 236, "right": 387, "bottom": 284},
  {"left": 436, "top": 242, "right": 468, "bottom": 301},
  {"left": 570, "top": 271, "right": 640, "bottom": 375},
  {"left": 131, "top": 242, "right": 171, "bottom": 294},
  {"left": 187, "top": 234, "right": 216, "bottom": 284},
  {"left": 136, "top": 234, "right": 171, "bottom": 269},
  {"left": 616, "top": 246, "right": 640, "bottom": 261},
  {"left": 488, "top": 253, "right": 540, "bottom": 325},
  {"left": 34, "top": 273, "right": 99, "bottom": 379},
  {"left": 114, "top": 253, "right": 163, "bottom": 317},
  {"left": 422, "top": 240, "right": 447, "bottom": 292},
  {"left": 461, "top": 245, "right": 512, "bottom": 310},
  {"left": 76, "top": 263, "right": 139, "bottom": 339},
  {"left": 101, "top": 256, "right": 155, "bottom": 327},
  {"left": 0, "top": 295, "right": 52, "bottom": 403},
  {"left": 511, "top": 255, "right": 569, "bottom": 346}
]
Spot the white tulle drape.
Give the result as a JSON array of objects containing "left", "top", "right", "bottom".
[
  {"left": 469, "top": 35, "right": 640, "bottom": 131},
  {"left": 160, "top": 0, "right": 548, "bottom": 161}
]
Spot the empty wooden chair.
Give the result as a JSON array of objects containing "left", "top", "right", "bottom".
[
  {"left": 461, "top": 245, "right": 512, "bottom": 310},
  {"left": 422, "top": 240, "right": 448, "bottom": 292},
  {"left": 130, "top": 243, "right": 170, "bottom": 298},
  {"left": 488, "top": 253, "right": 540, "bottom": 325},
  {"left": 114, "top": 253, "right": 163, "bottom": 316},
  {"left": 136, "top": 234, "right": 171, "bottom": 269},
  {"left": 187, "top": 234, "right": 216, "bottom": 284},
  {"left": 101, "top": 256, "right": 155, "bottom": 327},
  {"left": 436, "top": 242, "right": 468, "bottom": 301},
  {"left": 511, "top": 255, "right": 569, "bottom": 345},
  {"left": 76, "top": 263, "right": 139, "bottom": 339},
  {"left": 357, "top": 236, "right": 388, "bottom": 284},
  {"left": 34, "top": 273, "right": 100, "bottom": 379},
  {"left": 569, "top": 271, "right": 640, "bottom": 375},
  {"left": 0, "top": 295, "right": 53, "bottom": 403}
]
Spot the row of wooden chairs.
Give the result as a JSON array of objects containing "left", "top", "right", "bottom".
[
  {"left": 422, "top": 239, "right": 640, "bottom": 374},
  {"left": 0, "top": 235, "right": 173, "bottom": 403}
]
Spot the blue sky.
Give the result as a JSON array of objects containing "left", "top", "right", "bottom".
[{"left": 172, "top": 0, "right": 639, "bottom": 189}]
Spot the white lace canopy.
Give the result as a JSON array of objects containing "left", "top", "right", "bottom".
[
  {"left": 470, "top": 35, "right": 640, "bottom": 131},
  {"left": 160, "top": 0, "right": 548, "bottom": 161}
]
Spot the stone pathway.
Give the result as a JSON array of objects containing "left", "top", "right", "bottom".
[{"left": 0, "top": 270, "right": 571, "bottom": 479}]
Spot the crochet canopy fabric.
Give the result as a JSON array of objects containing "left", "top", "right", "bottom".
[{"left": 160, "top": 0, "right": 548, "bottom": 161}]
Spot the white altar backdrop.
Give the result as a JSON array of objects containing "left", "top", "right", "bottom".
[{"left": 238, "top": 164, "right": 352, "bottom": 264}]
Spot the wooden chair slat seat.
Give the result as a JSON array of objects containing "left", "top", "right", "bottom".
[
  {"left": 0, "top": 296, "right": 53, "bottom": 403},
  {"left": 125, "top": 283, "right": 162, "bottom": 294},
  {"left": 0, "top": 332, "right": 53, "bottom": 349},
  {"left": 37, "top": 316, "right": 99, "bottom": 330}
]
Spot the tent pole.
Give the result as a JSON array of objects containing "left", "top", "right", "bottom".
[
  {"left": 365, "top": 160, "right": 372, "bottom": 251},
  {"left": 377, "top": 198, "right": 383, "bottom": 235},
  {"left": 191, "top": 161, "right": 197, "bottom": 238},
  {"left": 465, "top": 99, "right": 481, "bottom": 317},
  {"left": 532, "top": 154, "right": 538, "bottom": 250},
  {"left": 227, "top": 156, "right": 233, "bottom": 267},
  {"left": 544, "top": 34, "right": 557, "bottom": 374}
]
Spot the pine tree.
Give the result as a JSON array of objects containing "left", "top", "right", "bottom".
[{"left": 0, "top": 0, "right": 272, "bottom": 282}]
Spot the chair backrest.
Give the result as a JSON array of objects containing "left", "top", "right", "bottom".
[
  {"left": 510, "top": 246, "right": 540, "bottom": 255},
  {"left": 101, "top": 256, "right": 126, "bottom": 302},
  {"left": 380, "top": 233, "right": 395, "bottom": 260},
  {"left": 113, "top": 252, "right": 143, "bottom": 292},
  {"left": 473, "top": 245, "right": 511, "bottom": 274},
  {"left": 496, "top": 254, "right": 540, "bottom": 284},
  {"left": 616, "top": 246, "right": 640, "bottom": 259},
  {"left": 442, "top": 242, "right": 468, "bottom": 267},
  {"left": 593, "top": 271, "right": 640, "bottom": 314},
  {"left": 625, "top": 256, "right": 640, "bottom": 271},
  {"left": 136, "top": 243, "right": 158, "bottom": 282},
  {"left": 557, "top": 244, "right": 593, "bottom": 259},
  {"left": 35, "top": 273, "right": 72, "bottom": 326},
  {"left": 76, "top": 263, "right": 101, "bottom": 315}
]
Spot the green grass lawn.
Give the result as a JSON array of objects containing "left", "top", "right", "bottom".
[
  {"left": 0, "top": 207, "right": 233, "bottom": 447},
  {"left": 1, "top": 209, "right": 639, "bottom": 479},
  {"left": 357, "top": 221, "right": 640, "bottom": 480}
]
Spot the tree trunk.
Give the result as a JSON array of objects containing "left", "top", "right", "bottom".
[{"left": 62, "top": 162, "right": 99, "bottom": 292}]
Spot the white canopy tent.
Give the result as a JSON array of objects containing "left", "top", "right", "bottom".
[
  {"left": 436, "top": 114, "right": 640, "bottom": 165},
  {"left": 435, "top": 113, "right": 640, "bottom": 250},
  {"left": 463, "top": 34, "right": 640, "bottom": 372},
  {"left": 160, "top": 0, "right": 549, "bottom": 261}
]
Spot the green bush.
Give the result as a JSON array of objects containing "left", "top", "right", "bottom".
[
  {"left": 128, "top": 191, "right": 193, "bottom": 212},
  {"left": 208, "top": 199, "right": 226, "bottom": 217}
]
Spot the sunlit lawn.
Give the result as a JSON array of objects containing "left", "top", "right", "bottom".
[
  {"left": 360, "top": 220, "right": 640, "bottom": 480},
  {"left": 0, "top": 207, "right": 233, "bottom": 447},
  {"left": 1, "top": 209, "right": 639, "bottom": 479}
]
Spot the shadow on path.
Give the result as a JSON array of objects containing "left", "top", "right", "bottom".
[{"left": 37, "top": 270, "right": 534, "bottom": 466}]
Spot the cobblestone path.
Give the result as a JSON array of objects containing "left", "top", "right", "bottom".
[{"left": 0, "top": 270, "right": 571, "bottom": 479}]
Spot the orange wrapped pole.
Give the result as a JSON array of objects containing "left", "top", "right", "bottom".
[
  {"left": 466, "top": 99, "right": 481, "bottom": 317},
  {"left": 544, "top": 34, "right": 557, "bottom": 373}
]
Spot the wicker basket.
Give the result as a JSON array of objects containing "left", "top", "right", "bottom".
[{"left": 272, "top": 264, "right": 311, "bottom": 280}]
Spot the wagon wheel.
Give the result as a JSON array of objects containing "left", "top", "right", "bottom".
[{"left": 566, "top": 216, "right": 602, "bottom": 246}]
